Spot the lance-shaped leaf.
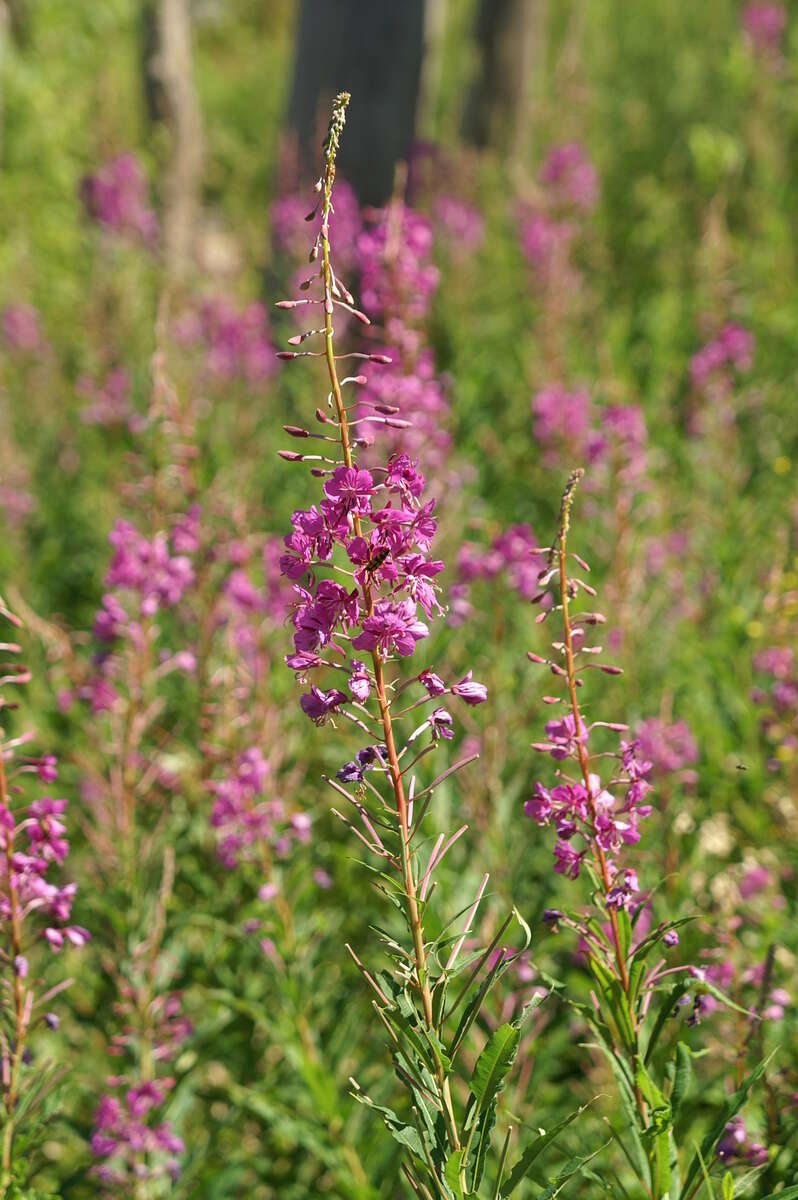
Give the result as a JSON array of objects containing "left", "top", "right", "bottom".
[
  {"left": 501, "top": 1102, "right": 593, "bottom": 1197},
  {"left": 537, "top": 1142, "right": 610, "bottom": 1199},
  {"left": 469, "top": 1023, "right": 520, "bottom": 1110},
  {"left": 670, "top": 1042, "right": 692, "bottom": 1118},
  {"left": 678, "top": 1055, "right": 773, "bottom": 1200},
  {"left": 349, "top": 1080, "right": 427, "bottom": 1161}
]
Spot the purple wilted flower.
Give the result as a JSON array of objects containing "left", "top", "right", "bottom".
[
  {"left": 348, "top": 661, "right": 371, "bottom": 702},
  {"left": 553, "top": 841, "right": 584, "bottom": 879},
  {"left": 450, "top": 671, "right": 488, "bottom": 706},
  {"left": 419, "top": 669, "right": 446, "bottom": 697},
  {"left": 429, "top": 707, "right": 455, "bottom": 740},
  {"left": 300, "top": 686, "right": 347, "bottom": 725},
  {"left": 80, "top": 153, "right": 158, "bottom": 243},
  {"left": 337, "top": 760, "right": 364, "bottom": 783}
]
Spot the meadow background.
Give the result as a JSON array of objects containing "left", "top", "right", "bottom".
[{"left": 0, "top": 1, "right": 796, "bottom": 1196}]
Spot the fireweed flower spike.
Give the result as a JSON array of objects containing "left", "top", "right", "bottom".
[
  {"left": 0, "top": 596, "right": 87, "bottom": 1193},
  {"left": 274, "top": 94, "right": 565, "bottom": 1198},
  {"left": 524, "top": 471, "right": 766, "bottom": 1200}
]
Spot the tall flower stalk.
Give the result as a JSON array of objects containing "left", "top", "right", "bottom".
[
  {"left": 525, "top": 471, "right": 767, "bottom": 1200},
  {"left": 0, "top": 596, "right": 88, "bottom": 1195},
  {"left": 275, "top": 94, "right": 594, "bottom": 1199}
]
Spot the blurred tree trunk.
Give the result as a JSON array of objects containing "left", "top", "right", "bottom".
[
  {"left": 462, "top": 0, "right": 543, "bottom": 163},
  {"left": 416, "top": 0, "right": 447, "bottom": 139},
  {"left": 141, "top": 0, "right": 203, "bottom": 281},
  {"left": 286, "top": 0, "right": 425, "bottom": 206}
]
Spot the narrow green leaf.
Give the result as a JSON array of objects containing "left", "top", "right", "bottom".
[
  {"left": 721, "top": 1172, "right": 733, "bottom": 1200},
  {"left": 644, "top": 981, "right": 691, "bottom": 1064},
  {"left": 444, "top": 1150, "right": 465, "bottom": 1199},
  {"left": 492, "top": 1126, "right": 513, "bottom": 1200},
  {"left": 470, "top": 1024, "right": 520, "bottom": 1109},
  {"left": 696, "top": 979, "right": 754, "bottom": 1019},
  {"left": 629, "top": 958, "right": 647, "bottom": 1006},
  {"left": 616, "top": 908, "right": 632, "bottom": 962},
  {"left": 694, "top": 1141, "right": 716, "bottom": 1200},
  {"left": 670, "top": 1043, "right": 692, "bottom": 1118},
  {"left": 471, "top": 1099, "right": 499, "bottom": 1191},
  {"left": 501, "top": 1102, "right": 592, "bottom": 1197},
  {"left": 678, "top": 1056, "right": 773, "bottom": 1200},
  {"left": 653, "top": 1129, "right": 672, "bottom": 1196},
  {"left": 449, "top": 952, "right": 512, "bottom": 1059},
  {"left": 350, "top": 1086, "right": 426, "bottom": 1160},
  {"left": 630, "top": 919, "right": 694, "bottom": 968},
  {"left": 537, "top": 1142, "right": 611, "bottom": 1199}
]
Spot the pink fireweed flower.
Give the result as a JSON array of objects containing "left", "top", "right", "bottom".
[
  {"left": 91, "top": 1080, "right": 183, "bottom": 1185},
  {"left": 519, "top": 209, "right": 573, "bottom": 268},
  {"left": 358, "top": 205, "right": 439, "bottom": 322},
  {"left": 2, "top": 303, "right": 43, "bottom": 352},
  {"left": 77, "top": 367, "right": 139, "bottom": 430},
  {"left": 434, "top": 196, "right": 485, "bottom": 253},
  {"left": 690, "top": 323, "right": 754, "bottom": 395},
  {"left": 80, "top": 153, "right": 158, "bottom": 243},
  {"left": 742, "top": 3, "right": 786, "bottom": 55},
  {"left": 174, "top": 296, "right": 277, "bottom": 384},
  {"left": 540, "top": 142, "right": 599, "bottom": 212},
  {"left": 0, "top": 598, "right": 87, "bottom": 1170},
  {"left": 105, "top": 520, "right": 195, "bottom": 618},
  {"left": 272, "top": 178, "right": 362, "bottom": 270},
  {"left": 351, "top": 599, "right": 429, "bottom": 658},
  {"left": 525, "top": 472, "right": 655, "bottom": 896},
  {"left": 634, "top": 718, "right": 698, "bottom": 778},
  {"left": 541, "top": 713, "right": 588, "bottom": 761}
]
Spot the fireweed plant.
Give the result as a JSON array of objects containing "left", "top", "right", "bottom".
[
  {"left": 275, "top": 93, "right": 586, "bottom": 1199},
  {"left": 42, "top": 322, "right": 302, "bottom": 1189},
  {"left": 0, "top": 595, "right": 88, "bottom": 1195},
  {"left": 524, "top": 470, "right": 771, "bottom": 1200}
]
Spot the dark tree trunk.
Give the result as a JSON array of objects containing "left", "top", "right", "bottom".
[
  {"left": 286, "top": 0, "right": 426, "bottom": 207},
  {"left": 462, "top": 0, "right": 542, "bottom": 163}
]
